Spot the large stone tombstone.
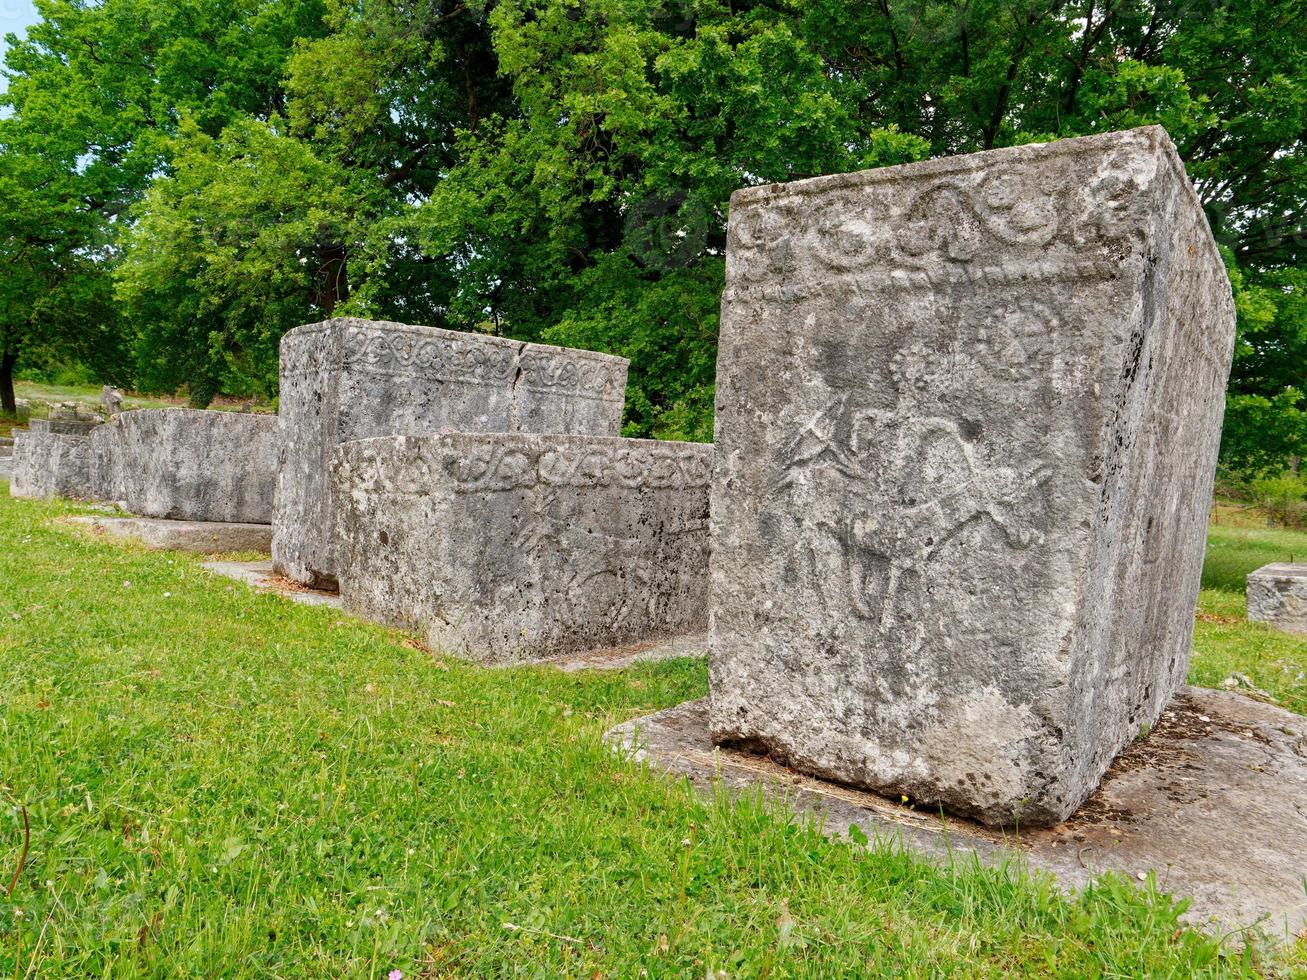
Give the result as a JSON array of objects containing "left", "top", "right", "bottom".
[
  {"left": 274, "top": 318, "right": 629, "bottom": 588},
  {"left": 332, "top": 433, "right": 711, "bottom": 663},
  {"left": 100, "top": 409, "right": 280, "bottom": 523},
  {"left": 709, "top": 127, "right": 1236, "bottom": 827}
]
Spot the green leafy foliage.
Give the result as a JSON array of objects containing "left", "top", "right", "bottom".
[
  {"left": 0, "top": 106, "right": 124, "bottom": 411},
  {"left": 116, "top": 117, "right": 373, "bottom": 402},
  {"left": 0, "top": 0, "right": 330, "bottom": 406},
  {"left": 0, "top": 0, "right": 1302, "bottom": 450},
  {"left": 1221, "top": 261, "right": 1307, "bottom": 473},
  {"left": 417, "top": 0, "right": 930, "bottom": 435}
]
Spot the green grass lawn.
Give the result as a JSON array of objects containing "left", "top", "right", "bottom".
[
  {"left": 1192, "top": 523, "right": 1307, "bottom": 714},
  {"left": 1, "top": 486, "right": 1304, "bottom": 977}
]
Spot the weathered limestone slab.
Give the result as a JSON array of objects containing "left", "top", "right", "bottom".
[
  {"left": 65, "top": 516, "right": 273, "bottom": 554},
  {"left": 48, "top": 402, "right": 98, "bottom": 421},
  {"left": 1247, "top": 564, "right": 1307, "bottom": 635},
  {"left": 28, "top": 418, "right": 100, "bottom": 436},
  {"left": 710, "top": 126, "right": 1236, "bottom": 827},
  {"left": 100, "top": 409, "right": 279, "bottom": 523},
  {"left": 331, "top": 433, "right": 711, "bottom": 664},
  {"left": 10, "top": 420, "right": 101, "bottom": 500},
  {"left": 6, "top": 436, "right": 25, "bottom": 492},
  {"left": 8, "top": 430, "right": 94, "bottom": 500},
  {"left": 274, "top": 318, "right": 630, "bottom": 588},
  {"left": 608, "top": 687, "right": 1307, "bottom": 936}
]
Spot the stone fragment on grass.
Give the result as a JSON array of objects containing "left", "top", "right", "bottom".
[
  {"left": 1246, "top": 563, "right": 1307, "bottom": 636},
  {"left": 332, "top": 433, "right": 711, "bottom": 664},
  {"left": 709, "top": 126, "right": 1236, "bottom": 827}
]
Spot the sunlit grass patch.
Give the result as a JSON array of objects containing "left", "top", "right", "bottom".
[{"left": 0, "top": 487, "right": 1302, "bottom": 975}]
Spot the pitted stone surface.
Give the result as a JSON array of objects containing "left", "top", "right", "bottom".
[
  {"left": 273, "top": 318, "right": 630, "bottom": 588},
  {"left": 709, "top": 126, "right": 1236, "bottom": 828},
  {"left": 1247, "top": 564, "right": 1307, "bottom": 635},
  {"left": 89, "top": 420, "right": 127, "bottom": 505},
  {"left": 331, "top": 433, "right": 710, "bottom": 664},
  {"left": 6, "top": 435, "right": 23, "bottom": 494},
  {"left": 9, "top": 430, "right": 94, "bottom": 500},
  {"left": 99, "top": 409, "right": 279, "bottom": 523}
]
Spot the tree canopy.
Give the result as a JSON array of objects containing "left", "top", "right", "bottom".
[{"left": 1, "top": 0, "right": 1303, "bottom": 467}]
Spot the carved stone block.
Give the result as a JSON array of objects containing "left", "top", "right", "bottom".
[
  {"left": 273, "top": 318, "right": 629, "bottom": 588},
  {"left": 8, "top": 430, "right": 93, "bottom": 500},
  {"left": 331, "top": 433, "right": 711, "bottom": 664},
  {"left": 1246, "top": 564, "right": 1307, "bottom": 636},
  {"left": 709, "top": 126, "right": 1236, "bottom": 827},
  {"left": 99, "top": 409, "right": 280, "bottom": 523}
]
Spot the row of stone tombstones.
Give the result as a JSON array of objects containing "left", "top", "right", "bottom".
[
  {"left": 9, "top": 127, "right": 1238, "bottom": 829},
  {"left": 11, "top": 317, "right": 707, "bottom": 666}
]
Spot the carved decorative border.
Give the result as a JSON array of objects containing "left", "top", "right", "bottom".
[
  {"left": 340, "top": 326, "right": 625, "bottom": 402},
  {"left": 448, "top": 442, "right": 713, "bottom": 493}
]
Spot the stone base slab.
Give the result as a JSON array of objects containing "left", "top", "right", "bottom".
[
  {"left": 606, "top": 687, "right": 1307, "bottom": 936},
  {"left": 198, "top": 558, "right": 699, "bottom": 668},
  {"left": 201, "top": 559, "right": 344, "bottom": 609},
  {"left": 67, "top": 516, "right": 272, "bottom": 554}
]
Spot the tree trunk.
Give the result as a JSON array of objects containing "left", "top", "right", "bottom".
[
  {"left": 0, "top": 348, "right": 16, "bottom": 416},
  {"left": 318, "top": 243, "right": 349, "bottom": 317}
]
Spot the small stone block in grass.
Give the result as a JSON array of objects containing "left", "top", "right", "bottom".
[{"left": 1247, "top": 563, "right": 1307, "bottom": 636}]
